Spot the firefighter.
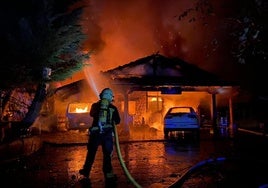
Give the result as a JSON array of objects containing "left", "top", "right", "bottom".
[{"left": 79, "top": 88, "right": 121, "bottom": 184}]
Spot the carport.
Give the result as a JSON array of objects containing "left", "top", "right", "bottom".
[{"left": 102, "top": 53, "right": 239, "bottom": 136}]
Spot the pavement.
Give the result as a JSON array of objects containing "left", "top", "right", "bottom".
[
  {"left": 1, "top": 126, "right": 267, "bottom": 163},
  {"left": 1, "top": 126, "right": 268, "bottom": 188},
  {"left": 0, "top": 128, "right": 165, "bottom": 162},
  {"left": 0, "top": 128, "right": 170, "bottom": 188}
]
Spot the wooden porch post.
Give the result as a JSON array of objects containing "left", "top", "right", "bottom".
[
  {"left": 228, "top": 86, "right": 239, "bottom": 137},
  {"left": 211, "top": 93, "right": 218, "bottom": 135}
]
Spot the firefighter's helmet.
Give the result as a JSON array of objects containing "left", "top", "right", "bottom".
[{"left": 99, "top": 88, "right": 114, "bottom": 102}]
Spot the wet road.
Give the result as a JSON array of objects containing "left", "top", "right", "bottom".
[{"left": 0, "top": 129, "right": 268, "bottom": 188}]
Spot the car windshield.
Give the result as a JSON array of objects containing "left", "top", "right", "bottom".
[{"left": 170, "top": 107, "right": 192, "bottom": 113}]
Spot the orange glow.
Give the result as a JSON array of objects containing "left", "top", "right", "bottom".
[
  {"left": 52, "top": 71, "right": 86, "bottom": 89},
  {"left": 68, "top": 103, "right": 91, "bottom": 114},
  {"left": 80, "top": 0, "right": 237, "bottom": 80},
  {"left": 150, "top": 97, "right": 157, "bottom": 102},
  {"left": 75, "top": 106, "right": 88, "bottom": 113},
  {"left": 128, "top": 101, "right": 136, "bottom": 115},
  {"left": 120, "top": 101, "right": 136, "bottom": 115}
]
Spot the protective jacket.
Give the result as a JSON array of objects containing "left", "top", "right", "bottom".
[{"left": 89, "top": 100, "right": 120, "bottom": 133}]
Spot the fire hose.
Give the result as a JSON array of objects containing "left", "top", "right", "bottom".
[
  {"left": 113, "top": 124, "right": 226, "bottom": 188},
  {"left": 113, "top": 124, "right": 142, "bottom": 188},
  {"left": 168, "top": 157, "right": 227, "bottom": 188}
]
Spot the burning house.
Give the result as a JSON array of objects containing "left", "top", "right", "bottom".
[{"left": 100, "top": 53, "right": 238, "bottom": 135}]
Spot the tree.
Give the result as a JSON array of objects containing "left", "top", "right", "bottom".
[
  {"left": 0, "top": 0, "right": 89, "bottom": 88},
  {"left": 177, "top": 0, "right": 267, "bottom": 95},
  {"left": 0, "top": 0, "right": 90, "bottom": 128},
  {"left": 177, "top": 0, "right": 267, "bottom": 65}
]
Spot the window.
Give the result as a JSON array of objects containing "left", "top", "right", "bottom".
[
  {"left": 147, "top": 91, "right": 163, "bottom": 113},
  {"left": 120, "top": 101, "right": 136, "bottom": 115}
]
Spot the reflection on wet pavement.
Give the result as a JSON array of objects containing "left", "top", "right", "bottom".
[{"left": 1, "top": 129, "right": 268, "bottom": 187}]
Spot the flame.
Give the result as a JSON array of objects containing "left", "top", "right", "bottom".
[
  {"left": 150, "top": 97, "right": 157, "bottom": 102},
  {"left": 68, "top": 103, "right": 91, "bottom": 113},
  {"left": 75, "top": 107, "right": 88, "bottom": 113}
]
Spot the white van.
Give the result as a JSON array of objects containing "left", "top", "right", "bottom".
[{"left": 66, "top": 103, "right": 92, "bottom": 130}]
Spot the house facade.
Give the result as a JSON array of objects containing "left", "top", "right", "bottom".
[{"left": 101, "top": 53, "right": 238, "bottom": 135}]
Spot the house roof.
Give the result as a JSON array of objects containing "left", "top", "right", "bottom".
[{"left": 102, "top": 53, "right": 237, "bottom": 92}]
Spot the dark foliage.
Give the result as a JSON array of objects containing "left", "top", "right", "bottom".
[{"left": 0, "top": 0, "right": 89, "bottom": 89}]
